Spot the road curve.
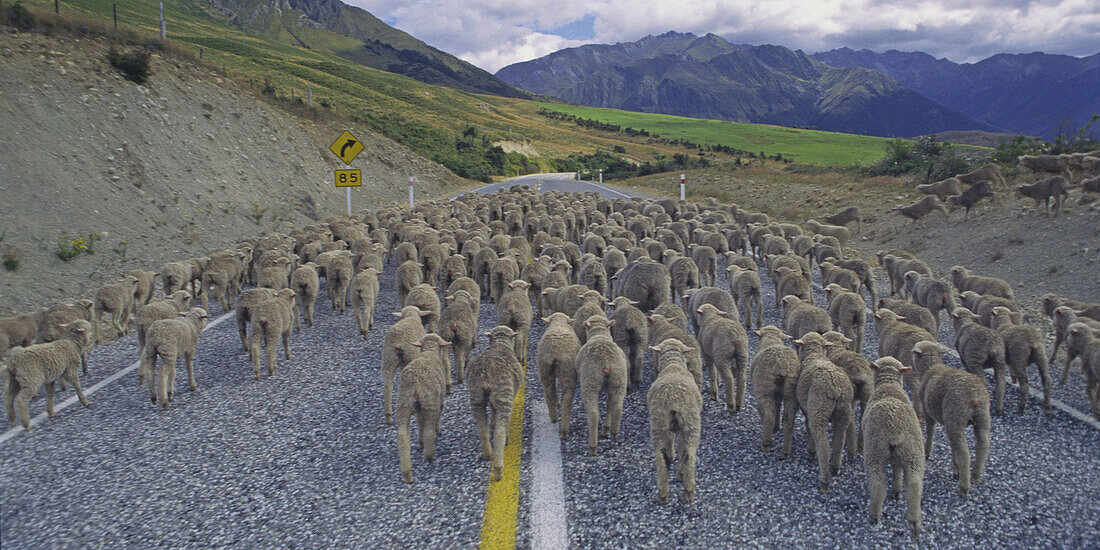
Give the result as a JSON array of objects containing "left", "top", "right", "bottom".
[{"left": 451, "top": 173, "right": 652, "bottom": 201}]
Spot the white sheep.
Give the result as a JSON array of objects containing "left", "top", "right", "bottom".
[
  {"left": 647, "top": 338, "right": 703, "bottom": 504},
  {"left": 3, "top": 320, "right": 93, "bottom": 430},
  {"left": 140, "top": 308, "right": 209, "bottom": 409}
]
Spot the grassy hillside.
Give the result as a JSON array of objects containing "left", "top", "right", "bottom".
[{"left": 538, "top": 103, "right": 897, "bottom": 166}]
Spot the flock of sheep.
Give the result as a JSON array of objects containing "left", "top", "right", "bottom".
[{"left": 2, "top": 166, "right": 1100, "bottom": 540}]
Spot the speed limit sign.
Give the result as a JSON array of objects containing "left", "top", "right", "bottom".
[{"left": 334, "top": 169, "right": 362, "bottom": 187}]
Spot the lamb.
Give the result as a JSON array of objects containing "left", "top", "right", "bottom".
[
  {"left": 440, "top": 254, "right": 469, "bottom": 293},
  {"left": 135, "top": 290, "right": 193, "bottom": 358},
  {"left": 793, "top": 332, "right": 853, "bottom": 493},
  {"left": 613, "top": 259, "right": 671, "bottom": 313},
  {"left": 325, "top": 252, "right": 355, "bottom": 315},
  {"left": 140, "top": 308, "right": 209, "bottom": 409},
  {"left": 233, "top": 288, "right": 277, "bottom": 353},
  {"left": 419, "top": 243, "right": 449, "bottom": 286},
  {"left": 876, "top": 298, "right": 938, "bottom": 337},
  {"left": 945, "top": 181, "right": 995, "bottom": 221},
  {"left": 821, "top": 331, "right": 872, "bottom": 456},
  {"left": 1053, "top": 307, "right": 1100, "bottom": 384},
  {"left": 394, "top": 241, "right": 419, "bottom": 265},
  {"left": 467, "top": 326, "right": 524, "bottom": 480},
  {"left": 602, "top": 246, "right": 628, "bottom": 286},
  {"left": 951, "top": 307, "right": 1007, "bottom": 415},
  {"left": 824, "top": 284, "right": 866, "bottom": 352},
  {"left": 1065, "top": 323, "right": 1100, "bottom": 418},
  {"left": 910, "top": 340, "right": 990, "bottom": 498},
  {"left": 958, "top": 291, "right": 1021, "bottom": 328},
  {"left": 805, "top": 220, "right": 850, "bottom": 252},
  {"left": 823, "top": 206, "right": 861, "bottom": 232},
  {"left": 665, "top": 251, "right": 701, "bottom": 301},
  {"left": 957, "top": 163, "right": 1007, "bottom": 189},
  {"left": 537, "top": 312, "right": 582, "bottom": 439},
  {"left": 750, "top": 326, "right": 801, "bottom": 457},
  {"left": 818, "top": 261, "right": 861, "bottom": 294},
  {"left": 382, "top": 306, "right": 430, "bottom": 425},
  {"left": 725, "top": 265, "right": 763, "bottom": 329},
  {"left": 903, "top": 271, "right": 956, "bottom": 335},
  {"left": 724, "top": 251, "right": 757, "bottom": 272},
  {"left": 773, "top": 266, "right": 812, "bottom": 308},
  {"left": 1015, "top": 176, "right": 1069, "bottom": 217},
  {"left": 438, "top": 290, "right": 478, "bottom": 388},
  {"left": 128, "top": 269, "right": 159, "bottom": 307},
  {"left": 915, "top": 178, "right": 961, "bottom": 200},
  {"left": 948, "top": 266, "right": 1014, "bottom": 300},
  {"left": 395, "top": 334, "right": 450, "bottom": 483},
  {"left": 93, "top": 275, "right": 140, "bottom": 344},
  {"left": 161, "top": 261, "right": 193, "bottom": 295},
  {"left": 4, "top": 320, "right": 92, "bottom": 430},
  {"left": 578, "top": 255, "right": 609, "bottom": 297},
  {"left": 653, "top": 303, "right": 689, "bottom": 333},
  {"left": 248, "top": 289, "right": 296, "bottom": 380},
  {"left": 1019, "top": 154, "right": 1072, "bottom": 181},
  {"left": 647, "top": 338, "right": 704, "bottom": 504},
  {"left": 0, "top": 311, "right": 44, "bottom": 358},
  {"left": 542, "top": 284, "right": 591, "bottom": 318},
  {"left": 576, "top": 315, "right": 629, "bottom": 455},
  {"left": 861, "top": 356, "right": 924, "bottom": 539},
  {"left": 891, "top": 196, "right": 948, "bottom": 228},
  {"left": 201, "top": 252, "right": 246, "bottom": 313},
  {"left": 489, "top": 255, "right": 521, "bottom": 304},
  {"left": 881, "top": 254, "right": 932, "bottom": 299},
  {"left": 990, "top": 307, "right": 1051, "bottom": 413},
  {"left": 695, "top": 304, "right": 750, "bottom": 413},
  {"left": 570, "top": 290, "right": 609, "bottom": 346},
  {"left": 609, "top": 296, "right": 648, "bottom": 388},
  {"left": 497, "top": 280, "right": 534, "bottom": 364},
  {"left": 258, "top": 257, "right": 293, "bottom": 290},
  {"left": 348, "top": 268, "right": 381, "bottom": 339},
  {"left": 873, "top": 309, "right": 936, "bottom": 391},
  {"left": 683, "top": 286, "right": 737, "bottom": 335},
  {"left": 781, "top": 295, "right": 832, "bottom": 340},
  {"left": 289, "top": 262, "right": 320, "bottom": 330},
  {"left": 37, "top": 299, "right": 95, "bottom": 346},
  {"left": 396, "top": 260, "right": 423, "bottom": 307},
  {"left": 446, "top": 277, "right": 482, "bottom": 319}
]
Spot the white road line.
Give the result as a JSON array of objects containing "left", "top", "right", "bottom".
[
  {"left": 530, "top": 399, "right": 568, "bottom": 550},
  {"left": 0, "top": 310, "right": 235, "bottom": 444}
]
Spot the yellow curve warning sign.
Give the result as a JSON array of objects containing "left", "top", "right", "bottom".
[{"left": 329, "top": 130, "right": 364, "bottom": 165}]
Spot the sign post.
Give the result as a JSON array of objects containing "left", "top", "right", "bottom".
[
  {"left": 329, "top": 130, "right": 365, "bottom": 217},
  {"left": 599, "top": 169, "right": 603, "bottom": 184},
  {"left": 680, "top": 173, "right": 686, "bottom": 201},
  {"left": 408, "top": 177, "right": 415, "bottom": 210}
]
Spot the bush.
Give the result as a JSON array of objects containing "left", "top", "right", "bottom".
[
  {"left": 4, "top": 2, "right": 36, "bottom": 30},
  {"left": 863, "top": 135, "right": 969, "bottom": 183},
  {"left": 106, "top": 47, "right": 152, "bottom": 84}
]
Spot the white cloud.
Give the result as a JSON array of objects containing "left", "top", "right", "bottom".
[{"left": 346, "top": 0, "right": 1100, "bottom": 71}]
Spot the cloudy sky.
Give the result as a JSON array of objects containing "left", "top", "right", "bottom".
[{"left": 348, "top": 0, "right": 1100, "bottom": 73}]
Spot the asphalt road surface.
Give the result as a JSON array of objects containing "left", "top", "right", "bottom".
[{"left": 2, "top": 176, "right": 1098, "bottom": 548}]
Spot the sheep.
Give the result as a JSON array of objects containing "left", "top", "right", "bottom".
[
  {"left": 489, "top": 255, "right": 521, "bottom": 304},
  {"left": 1065, "top": 323, "right": 1100, "bottom": 418},
  {"left": 609, "top": 296, "right": 648, "bottom": 389},
  {"left": 819, "top": 261, "right": 861, "bottom": 295},
  {"left": 1019, "top": 154, "right": 1072, "bottom": 181},
  {"left": 805, "top": 220, "right": 850, "bottom": 252},
  {"left": 233, "top": 288, "right": 277, "bottom": 353},
  {"left": 498, "top": 280, "right": 534, "bottom": 364},
  {"left": 957, "top": 163, "right": 1007, "bottom": 189},
  {"left": 1041, "top": 293, "right": 1100, "bottom": 322},
  {"left": 258, "top": 257, "right": 293, "bottom": 290},
  {"left": 781, "top": 295, "right": 832, "bottom": 340},
  {"left": 438, "top": 290, "right": 477, "bottom": 388},
  {"left": 773, "top": 266, "right": 812, "bottom": 308},
  {"left": 821, "top": 331, "right": 871, "bottom": 455},
  {"left": 0, "top": 311, "right": 44, "bottom": 358},
  {"left": 419, "top": 243, "right": 449, "bottom": 286},
  {"left": 958, "top": 291, "right": 1022, "bottom": 328},
  {"left": 472, "top": 247, "right": 498, "bottom": 297},
  {"left": 201, "top": 252, "right": 245, "bottom": 313},
  {"left": 396, "top": 260, "right": 423, "bottom": 307},
  {"left": 910, "top": 340, "right": 990, "bottom": 497},
  {"left": 325, "top": 252, "right": 355, "bottom": 315},
  {"left": 602, "top": 246, "right": 628, "bottom": 285},
  {"left": 468, "top": 326, "right": 524, "bottom": 480},
  {"left": 690, "top": 244, "right": 718, "bottom": 286},
  {"left": 823, "top": 206, "right": 861, "bottom": 232},
  {"left": 695, "top": 304, "right": 749, "bottom": 412},
  {"left": 128, "top": 269, "right": 159, "bottom": 307},
  {"left": 537, "top": 312, "right": 582, "bottom": 438},
  {"left": 875, "top": 299, "right": 937, "bottom": 337},
  {"left": 4, "top": 320, "right": 92, "bottom": 429},
  {"left": 578, "top": 255, "right": 609, "bottom": 297},
  {"left": 760, "top": 234, "right": 790, "bottom": 261},
  {"left": 446, "top": 277, "right": 482, "bottom": 319},
  {"left": 724, "top": 251, "right": 757, "bottom": 272},
  {"left": 570, "top": 290, "right": 608, "bottom": 346},
  {"left": 767, "top": 253, "right": 811, "bottom": 282},
  {"left": 248, "top": 289, "right": 296, "bottom": 380},
  {"left": 793, "top": 332, "right": 853, "bottom": 493},
  {"left": 861, "top": 356, "right": 924, "bottom": 539},
  {"left": 140, "top": 308, "right": 209, "bottom": 408},
  {"left": 1080, "top": 175, "right": 1100, "bottom": 194},
  {"left": 683, "top": 286, "right": 737, "bottom": 335},
  {"left": 903, "top": 271, "right": 956, "bottom": 335},
  {"left": 916, "top": 178, "right": 961, "bottom": 200},
  {"left": 382, "top": 306, "right": 431, "bottom": 425},
  {"left": 725, "top": 265, "right": 763, "bottom": 330},
  {"left": 881, "top": 254, "right": 932, "bottom": 299},
  {"left": 951, "top": 307, "right": 1007, "bottom": 415},
  {"left": 891, "top": 196, "right": 949, "bottom": 229},
  {"left": 542, "top": 284, "right": 591, "bottom": 318},
  {"left": 440, "top": 254, "right": 469, "bottom": 293},
  {"left": 945, "top": 181, "right": 995, "bottom": 221},
  {"left": 348, "top": 268, "right": 381, "bottom": 339},
  {"left": 289, "top": 262, "right": 320, "bottom": 330},
  {"left": 647, "top": 338, "right": 703, "bottom": 504},
  {"left": 161, "top": 261, "right": 192, "bottom": 295},
  {"left": 394, "top": 241, "right": 419, "bottom": 265},
  {"left": 135, "top": 290, "right": 193, "bottom": 361},
  {"left": 576, "top": 315, "right": 629, "bottom": 455},
  {"left": 37, "top": 299, "right": 95, "bottom": 347},
  {"left": 613, "top": 259, "right": 671, "bottom": 313},
  {"left": 750, "top": 326, "right": 801, "bottom": 457},
  {"left": 1053, "top": 307, "right": 1100, "bottom": 384},
  {"left": 824, "top": 284, "right": 866, "bottom": 352},
  {"left": 873, "top": 309, "right": 936, "bottom": 392},
  {"left": 665, "top": 251, "right": 701, "bottom": 302},
  {"left": 395, "top": 334, "right": 450, "bottom": 483},
  {"left": 404, "top": 284, "right": 442, "bottom": 334},
  {"left": 990, "top": 307, "right": 1051, "bottom": 413},
  {"left": 948, "top": 266, "right": 1014, "bottom": 300},
  {"left": 1015, "top": 176, "right": 1069, "bottom": 217},
  {"left": 93, "top": 275, "right": 140, "bottom": 344}
]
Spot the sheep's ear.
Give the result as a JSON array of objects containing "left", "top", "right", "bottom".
[
  {"left": 792, "top": 338, "right": 803, "bottom": 346},
  {"left": 483, "top": 332, "right": 493, "bottom": 337},
  {"left": 897, "top": 365, "right": 912, "bottom": 373},
  {"left": 410, "top": 342, "right": 422, "bottom": 348},
  {"left": 392, "top": 312, "right": 403, "bottom": 318},
  {"left": 73, "top": 326, "right": 87, "bottom": 333},
  {"left": 938, "top": 344, "right": 952, "bottom": 354},
  {"left": 445, "top": 295, "right": 455, "bottom": 302},
  {"left": 682, "top": 347, "right": 695, "bottom": 353},
  {"left": 841, "top": 336, "right": 853, "bottom": 344},
  {"left": 822, "top": 341, "right": 835, "bottom": 347},
  {"left": 441, "top": 341, "right": 452, "bottom": 348},
  {"left": 781, "top": 333, "right": 794, "bottom": 340},
  {"left": 606, "top": 319, "right": 615, "bottom": 328},
  {"left": 646, "top": 317, "right": 654, "bottom": 324},
  {"left": 541, "top": 317, "right": 550, "bottom": 323},
  {"left": 179, "top": 312, "right": 189, "bottom": 317},
  {"left": 752, "top": 330, "right": 761, "bottom": 336},
  {"left": 541, "top": 289, "right": 550, "bottom": 295},
  {"left": 695, "top": 307, "right": 705, "bottom": 314},
  {"left": 649, "top": 345, "right": 661, "bottom": 353},
  {"left": 584, "top": 320, "right": 592, "bottom": 329},
  {"left": 628, "top": 299, "right": 639, "bottom": 306},
  {"left": 869, "top": 360, "right": 880, "bottom": 371},
  {"left": 419, "top": 311, "right": 431, "bottom": 318}
]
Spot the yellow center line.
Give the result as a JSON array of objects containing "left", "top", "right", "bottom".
[{"left": 479, "top": 373, "right": 526, "bottom": 549}]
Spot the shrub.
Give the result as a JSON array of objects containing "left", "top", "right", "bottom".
[
  {"left": 4, "top": 2, "right": 36, "bottom": 30},
  {"left": 106, "top": 46, "right": 152, "bottom": 84},
  {"left": 56, "top": 232, "right": 102, "bottom": 262}
]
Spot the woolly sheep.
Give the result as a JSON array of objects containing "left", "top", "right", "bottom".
[
  {"left": 690, "top": 245, "right": 719, "bottom": 286},
  {"left": 135, "top": 290, "right": 193, "bottom": 362},
  {"left": 37, "top": 299, "right": 95, "bottom": 347},
  {"left": 446, "top": 277, "right": 482, "bottom": 319},
  {"left": 258, "top": 257, "right": 293, "bottom": 290},
  {"left": 911, "top": 340, "right": 990, "bottom": 497},
  {"left": 1041, "top": 293, "right": 1100, "bottom": 322},
  {"left": 396, "top": 260, "right": 423, "bottom": 307},
  {"left": 824, "top": 284, "right": 866, "bottom": 352},
  {"left": 542, "top": 284, "right": 591, "bottom": 317},
  {"left": 498, "top": 280, "right": 534, "bottom": 364},
  {"left": 647, "top": 338, "right": 703, "bottom": 504},
  {"left": 438, "top": 290, "right": 478, "bottom": 388},
  {"left": 821, "top": 331, "right": 871, "bottom": 457},
  {"left": 161, "top": 261, "right": 192, "bottom": 296},
  {"left": 958, "top": 291, "right": 1022, "bottom": 328},
  {"left": 862, "top": 357, "right": 924, "bottom": 539},
  {"left": 405, "top": 284, "right": 442, "bottom": 334},
  {"left": 951, "top": 307, "right": 1007, "bottom": 415},
  {"left": 945, "top": 181, "right": 995, "bottom": 221},
  {"left": 489, "top": 255, "right": 521, "bottom": 304},
  {"left": 576, "top": 315, "right": 629, "bottom": 455},
  {"left": 468, "top": 326, "right": 524, "bottom": 480},
  {"left": 537, "top": 312, "right": 582, "bottom": 439},
  {"left": 819, "top": 261, "right": 861, "bottom": 294},
  {"left": 695, "top": 304, "right": 750, "bottom": 413},
  {"left": 683, "top": 286, "right": 737, "bottom": 335},
  {"left": 570, "top": 290, "right": 608, "bottom": 346},
  {"left": 128, "top": 269, "right": 159, "bottom": 308},
  {"left": 823, "top": 206, "right": 861, "bottom": 232},
  {"left": 990, "top": 307, "right": 1051, "bottom": 413},
  {"left": 290, "top": 262, "right": 320, "bottom": 330},
  {"left": 325, "top": 252, "right": 355, "bottom": 315},
  {"left": 665, "top": 251, "right": 702, "bottom": 302},
  {"left": 903, "top": 271, "right": 956, "bottom": 335},
  {"left": 4, "top": 320, "right": 92, "bottom": 429},
  {"left": 578, "top": 254, "right": 609, "bottom": 297},
  {"left": 614, "top": 259, "right": 671, "bottom": 313},
  {"left": 141, "top": 308, "right": 209, "bottom": 408},
  {"left": 233, "top": 288, "right": 278, "bottom": 353},
  {"left": 876, "top": 298, "right": 938, "bottom": 337},
  {"left": 202, "top": 252, "right": 246, "bottom": 313},
  {"left": 793, "top": 332, "right": 853, "bottom": 493},
  {"left": 773, "top": 266, "right": 812, "bottom": 308},
  {"left": 472, "top": 247, "right": 498, "bottom": 298},
  {"left": 1018, "top": 154, "right": 1072, "bottom": 181},
  {"left": 382, "top": 306, "right": 431, "bottom": 425},
  {"left": 725, "top": 264, "right": 763, "bottom": 329},
  {"left": 805, "top": 220, "right": 850, "bottom": 252},
  {"left": 881, "top": 255, "right": 932, "bottom": 299},
  {"left": 781, "top": 295, "right": 832, "bottom": 340},
  {"left": 957, "top": 163, "right": 1007, "bottom": 189},
  {"left": 349, "top": 268, "right": 381, "bottom": 339},
  {"left": 93, "top": 275, "right": 140, "bottom": 344},
  {"left": 893, "top": 195, "right": 950, "bottom": 229},
  {"left": 830, "top": 258, "right": 875, "bottom": 308},
  {"left": 750, "top": 326, "right": 801, "bottom": 457},
  {"left": 1053, "top": 307, "right": 1100, "bottom": 385},
  {"left": 873, "top": 309, "right": 936, "bottom": 392},
  {"left": 248, "top": 289, "right": 296, "bottom": 380},
  {"left": 1065, "top": 323, "right": 1100, "bottom": 418},
  {"left": 915, "top": 178, "right": 961, "bottom": 200},
  {"left": 724, "top": 252, "right": 757, "bottom": 272},
  {"left": 395, "top": 334, "right": 450, "bottom": 483},
  {"left": 1015, "top": 176, "right": 1069, "bottom": 217},
  {"left": 0, "top": 311, "right": 44, "bottom": 358},
  {"left": 609, "top": 296, "right": 648, "bottom": 388},
  {"left": 948, "top": 266, "right": 1014, "bottom": 300}
]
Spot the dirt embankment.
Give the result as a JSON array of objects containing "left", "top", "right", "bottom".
[{"left": 0, "top": 30, "right": 469, "bottom": 315}]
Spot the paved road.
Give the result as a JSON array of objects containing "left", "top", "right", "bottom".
[
  {"left": 3, "top": 178, "right": 1099, "bottom": 548},
  {"left": 453, "top": 173, "right": 651, "bottom": 200}
]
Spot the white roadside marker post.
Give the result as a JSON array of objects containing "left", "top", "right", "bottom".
[
  {"left": 409, "top": 177, "right": 415, "bottom": 210},
  {"left": 680, "top": 173, "right": 686, "bottom": 201},
  {"left": 159, "top": 3, "right": 166, "bottom": 40},
  {"left": 599, "top": 169, "right": 603, "bottom": 184}
]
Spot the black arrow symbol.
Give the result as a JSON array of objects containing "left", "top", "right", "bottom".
[{"left": 340, "top": 139, "right": 357, "bottom": 157}]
